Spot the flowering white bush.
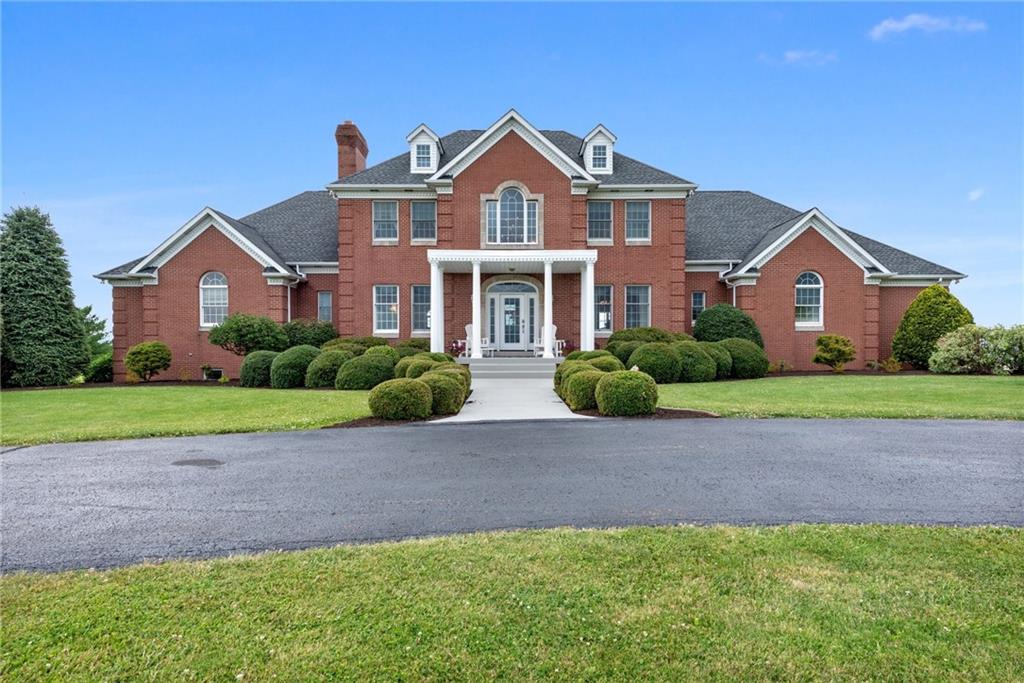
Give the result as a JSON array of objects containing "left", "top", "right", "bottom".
[{"left": 929, "top": 324, "right": 1024, "bottom": 375}]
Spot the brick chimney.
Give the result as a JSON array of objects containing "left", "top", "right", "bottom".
[{"left": 335, "top": 121, "right": 368, "bottom": 178}]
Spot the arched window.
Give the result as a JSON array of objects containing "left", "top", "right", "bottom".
[
  {"left": 794, "top": 271, "right": 822, "bottom": 326},
  {"left": 200, "top": 272, "right": 228, "bottom": 327},
  {"left": 485, "top": 186, "right": 538, "bottom": 244}
]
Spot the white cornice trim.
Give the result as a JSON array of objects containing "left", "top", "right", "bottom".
[
  {"left": 428, "top": 248, "right": 598, "bottom": 265},
  {"left": 587, "top": 189, "right": 694, "bottom": 200},
  {"left": 331, "top": 189, "right": 437, "bottom": 200}
]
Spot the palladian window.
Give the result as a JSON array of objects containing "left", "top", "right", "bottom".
[
  {"left": 200, "top": 271, "right": 228, "bottom": 327},
  {"left": 485, "top": 188, "right": 538, "bottom": 244},
  {"left": 795, "top": 271, "right": 823, "bottom": 326}
]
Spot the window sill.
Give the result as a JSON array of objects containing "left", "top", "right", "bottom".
[
  {"left": 374, "top": 331, "right": 399, "bottom": 338},
  {"left": 626, "top": 239, "right": 652, "bottom": 246},
  {"left": 372, "top": 239, "right": 399, "bottom": 247},
  {"left": 795, "top": 324, "right": 824, "bottom": 332},
  {"left": 595, "top": 330, "right": 612, "bottom": 338},
  {"left": 410, "top": 239, "right": 437, "bottom": 247},
  {"left": 411, "top": 330, "right": 430, "bottom": 337},
  {"left": 587, "top": 239, "right": 614, "bottom": 247}
]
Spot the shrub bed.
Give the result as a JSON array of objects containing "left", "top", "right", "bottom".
[
  {"left": 335, "top": 354, "right": 395, "bottom": 390},
  {"left": 893, "top": 285, "right": 973, "bottom": 369},
  {"left": 562, "top": 369, "right": 605, "bottom": 411},
  {"left": 606, "top": 340, "right": 644, "bottom": 366},
  {"left": 240, "top": 350, "right": 279, "bottom": 387},
  {"left": 929, "top": 324, "right": 1024, "bottom": 375},
  {"left": 671, "top": 340, "right": 716, "bottom": 383},
  {"left": 413, "top": 351, "right": 455, "bottom": 364},
  {"left": 595, "top": 371, "right": 658, "bottom": 416},
  {"left": 322, "top": 339, "right": 367, "bottom": 356},
  {"left": 607, "top": 327, "right": 677, "bottom": 345},
  {"left": 424, "top": 366, "right": 472, "bottom": 398},
  {"left": 364, "top": 345, "right": 400, "bottom": 364},
  {"left": 405, "top": 359, "right": 441, "bottom": 379},
  {"left": 553, "top": 360, "right": 592, "bottom": 394},
  {"left": 282, "top": 319, "right": 338, "bottom": 349},
  {"left": 397, "top": 338, "right": 430, "bottom": 352},
  {"left": 692, "top": 304, "right": 764, "bottom": 347},
  {"left": 419, "top": 373, "right": 464, "bottom": 415},
  {"left": 304, "top": 350, "right": 354, "bottom": 388},
  {"left": 697, "top": 341, "right": 732, "bottom": 380},
  {"left": 587, "top": 355, "right": 625, "bottom": 372},
  {"left": 625, "top": 342, "right": 681, "bottom": 384},
  {"left": 718, "top": 338, "right": 769, "bottom": 379},
  {"left": 270, "top": 345, "right": 321, "bottom": 389},
  {"left": 368, "top": 378, "right": 433, "bottom": 420}
]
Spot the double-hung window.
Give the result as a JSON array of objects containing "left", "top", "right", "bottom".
[
  {"left": 625, "top": 201, "right": 650, "bottom": 242},
  {"left": 795, "top": 272, "right": 823, "bottom": 326},
  {"left": 625, "top": 285, "right": 651, "bottom": 328},
  {"left": 587, "top": 201, "right": 612, "bottom": 242},
  {"left": 415, "top": 144, "right": 431, "bottom": 169},
  {"left": 594, "top": 285, "right": 613, "bottom": 333},
  {"left": 373, "top": 201, "right": 398, "bottom": 242},
  {"left": 373, "top": 285, "right": 399, "bottom": 334},
  {"left": 317, "top": 291, "right": 333, "bottom": 322},
  {"left": 691, "top": 291, "right": 706, "bottom": 323},
  {"left": 411, "top": 285, "right": 431, "bottom": 332},
  {"left": 200, "top": 272, "right": 228, "bottom": 327},
  {"left": 484, "top": 188, "right": 538, "bottom": 244},
  {"left": 592, "top": 144, "right": 608, "bottom": 169},
  {"left": 411, "top": 201, "right": 436, "bottom": 242}
]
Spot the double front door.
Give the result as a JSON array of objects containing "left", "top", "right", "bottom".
[{"left": 492, "top": 293, "right": 537, "bottom": 351}]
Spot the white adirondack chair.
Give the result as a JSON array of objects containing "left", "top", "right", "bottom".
[
  {"left": 463, "top": 324, "right": 493, "bottom": 357},
  {"left": 534, "top": 325, "right": 566, "bottom": 357}
]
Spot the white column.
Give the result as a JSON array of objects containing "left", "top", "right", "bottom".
[
  {"left": 543, "top": 260, "right": 554, "bottom": 358},
  {"left": 584, "top": 260, "right": 595, "bottom": 351},
  {"left": 579, "top": 265, "right": 588, "bottom": 352},
  {"left": 429, "top": 261, "right": 442, "bottom": 352},
  {"left": 471, "top": 260, "right": 482, "bottom": 359}
]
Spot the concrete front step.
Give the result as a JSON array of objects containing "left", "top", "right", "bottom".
[{"left": 465, "top": 357, "right": 558, "bottom": 379}]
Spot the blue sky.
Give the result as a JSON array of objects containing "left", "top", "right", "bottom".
[{"left": 3, "top": 2, "right": 1021, "bottom": 328}]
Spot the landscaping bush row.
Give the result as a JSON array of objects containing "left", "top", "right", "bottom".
[
  {"left": 929, "top": 324, "right": 1024, "bottom": 375},
  {"left": 554, "top": 357, "right": 659, "bottom": 416}
]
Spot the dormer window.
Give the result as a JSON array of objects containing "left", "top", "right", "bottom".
[
  {"left": 406, "top": 124, "right": 442, "bottom": 174},
  {"left": 592, "top": 145, "right": 608, "bottom": 169},
  {"left": 415, "top": 144, "right": 431, "bottom": 169},
  {"left": 581, "top": 124, "right": 616, "bottom": 175}
]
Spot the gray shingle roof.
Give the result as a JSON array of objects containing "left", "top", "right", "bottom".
[
  {"left": 240, "top": 190, "right": 338, "bottom": 264},
  {"left": 96, "top": 257, "right": 145, "bottom": 278},
  {"left": 844, "top": 230, "right": 963, "bottom": 276},
  {"left": 207, "top": 209, "right": 296, "bottom": 276},
  {"left": 334, "top": 129, "right": 693, "bottom": 186}
]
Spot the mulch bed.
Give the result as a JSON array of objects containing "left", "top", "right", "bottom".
[
  {"left": 573, "top": 407, "right": 719, "bottom": 419},
  {"left": 322, "top": 415, "right": 446, "bottom": 429}
]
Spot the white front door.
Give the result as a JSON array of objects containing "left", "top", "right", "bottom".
[{"left": 490, "top": 293, "right": 538, "bottom": 351}]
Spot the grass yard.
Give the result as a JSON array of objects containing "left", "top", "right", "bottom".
[
  {"left": 2, "top": 525, "right": 1021, "bottom": 681},
  {"left": 659, "top": 374, "right": 1024, "bottom": 420},
  {"left": 0, "top": 385, "right": 370, "bottom": 446}
]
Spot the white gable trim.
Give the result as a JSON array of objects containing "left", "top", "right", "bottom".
[
  {"left": 406, "top": 123, "right": 442, "bottom": 150},
  {"left": 732, "top": 209, "right": 891, "bottom": 279},
  {"left": 429, "top": 109, "right": 596, "bottom": 183},
  {"left": 130, "top": 208, "right": 290, "bottom": 276},
  {"left": 581, "top": 124, "right": 617, "bottom": 151}
]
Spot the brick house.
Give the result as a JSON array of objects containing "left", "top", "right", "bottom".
[{"left": 98, "top": 110, "right": 964, "bottom": 381}]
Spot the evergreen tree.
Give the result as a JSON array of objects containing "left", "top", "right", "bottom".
[
  {"left": 892, "top": 285, "right": 973, "bottom": 369},
  {"left": 0, "top": 207, "right": 90, "bottom": 386},
  {"left": 78, "top": 305, "right": 112, "bottom": 358}
]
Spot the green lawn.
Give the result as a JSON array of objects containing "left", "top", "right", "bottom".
[
  {"left": 0, "top": 385, "right": 370, "bottom": 446},
  {"left": 659, "top": 374, "right": 1024, "bottom": 420},
  {"left": 1, "top": 525, "right": 1021, "bottom": 681}
]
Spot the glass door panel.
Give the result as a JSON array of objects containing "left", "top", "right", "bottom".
[{"left": 502, "top": 296, "right": 522, "bottom": 348}]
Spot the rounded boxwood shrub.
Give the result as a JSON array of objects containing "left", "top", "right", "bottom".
[
  {"left": 595, "top": 370, "right": 658, "bottom": 416},
  {"left": 208, "top": 313, "right": 288, "bottom": 356},
  {"left": 340, "top": 336, "right": 390, "bottom": 348},
  {"left": 419, "top": 372, "right": 464, "bottom": 415},
  {"left": 282, "top": 319, "right": 338, "bottom": 349},
  {"left": 562, "top": 369, "right": 605, "bottom": 411},
  {"left": 672, "top": 332, "right": 696, "bottom": 342},
  {"left": 564, "top": 350, "right": 585, "bottom": 361},
  {"left": 625, "top": 342, "right": 681, "bottom": 384},
  {"left": 396, "top": 345, "right": 421, "bottom": 358},
  {"left": 364, "top": 345, "right": 400, "bottom": 364},
  {"left": 321, "top": 339, "right": 367, "bottom": 356},
  {"left": 270, "top": 345, "right": 321, "bottom": 389},
  {"left": 587, "top": 355, "right": 625, "bottom": 372},
  {"left": 718, "top": 338, "right": 769, "bottom": 379},
  {"left": 425, "top": 366, "right": 472, "bottom": 398},
  {"left": 607, "top": 340, "right": 644, "bottom": 366},
  {"left": 607, "top": 326, "right": 677, "bottom": 345},
  {"left": 240, "top": 350, "right": 279, "bottom": 387},
  {"left": 698, "top": 341, "right": 732, "bottom": 380},
  {"left": 692, "top": 304, "right": 764, "bottom": 348},
  {"left": 335, "top": 354, "right": 395, "bottom": 390},
  {"left": 394, "top": 356, "right": 418, "bottom": 378},
  {"left": 553, "top": 360, "right": 591, "bottom": 393},
  {"left": 405, "top": 358, "right": 441, "bottom": 379},
  {"left": 414, "top": 351, "right": 455, "bottom": 364},
  {"left": 84, "top": 352, "right": 114, "bottom": 383},
  {"left": 368, "top": 378, "right": 433, "bottom": 420},
  {"left": 124, "top": 341, "right": 172, "bottom": 381},
  {"left": 671, "top": 340, "right": 716, "bottom": 383},
  {"left": 892, "top": 284, "right": 974, "bottom": 369},
  {"left": 397, "top": 338, "right": 430, "bottom": 352},
  {"left": 304, "top": 349, "right": 354, "bottom": 388}
]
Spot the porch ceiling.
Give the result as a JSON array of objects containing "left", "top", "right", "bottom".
[{"left": 427, "top": 249, "right": 598, "bottom": 274}]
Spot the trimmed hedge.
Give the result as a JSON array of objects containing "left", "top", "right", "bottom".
[
  {"left": 419, "top": 373, "right": 464, "bottom": 415},
  {"left": 413, "top": 351, "right": 455, "bottom": 364},
  {"left": 607, "top": 327, "right": 677, "bottom": 345},
  {"left": 697, "top": 341, "right": 733, "bottom": 380},
  {"left": 587, "top": 355, "right": 625, "bottom": 372},
  {"left": 405, "top": 359, "right": 441, "bottom": 379},
  {"left": 606, "top": 340, "right": 644, "bottom": 366},
  {"left": 124, "top": 341, "right": 172, "bottom": 382},
  {"left": 321, "top": 339, "right": 367, "bottom": 356},
  {"left": 565, "top": 349, "right": 614, "bottom": 361},
  {"left": 394, "top": 356, "right": 418, "bottom": 378},
  {"left": 625, "top": 342, "right": 681, "bottom": 384},
  {"left": 424, "top": 365, "right": 472, "bottom": 398},
  {"left": 270, "top": 345, "right": 321, "bottom": 389},
  {"left": 718, "top": 338, "right": 769, "bottom": 379},
  {"left": 304, "top": 350, "right": 354, "bottom": 388},
  {"left": 671, "top": 340, "right": 716, "bottom": 383},
  {"left": 397, "top": 338, "right": 430, "bottom": 352},
  {"left": 84, "top": 352, "right": 113, "bottom": 383},
  {"left": 335, "top": 354, "right": 395, "bottom": 390},
  {"left": 692, "top": 304, "right": 764, "bottom": 348},
  {"left": 368, "top": 378, "right": 433, "bottom": 420},
  {"left": 282, "top": 319, "right": 338, "bottom": 349},
  {"left": 892, "top": 285, "right": 974, "bottom": 369},
  {"left": 208, "top": 313, "right": 288, "bottom": 356},
  {"left": 240, "top": 350, "right": 279, "bottom": 387},
  {"left": 562, "top": 369, "right": 605, "bottom": 411},
  {"left": 364, "top": 345, "right": 400, "bottom": 364},
  {"left": 595, "top": 371, "right": 658, "bottom": 416},
  {"left": 340, "top": 336, "right": 391, "bottom": 348},
  {"left": 553, "top": 360, "right": 591, "bottom": 394}
]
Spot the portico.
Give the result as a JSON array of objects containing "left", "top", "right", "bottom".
[{"left": 426, "top": 250, "right": 598, "bottom": 358}]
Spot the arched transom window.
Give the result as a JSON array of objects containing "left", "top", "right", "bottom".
[
  {"left": 794, "top": 271, "right": 822, "bottom": 326},
  {"left": 486, "top": 188, "right": 538, "bottom": 244},
  {"left": 200, "top": 271, "right": 228, "bottom": 327}
]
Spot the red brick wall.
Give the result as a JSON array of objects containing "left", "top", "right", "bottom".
[
  {"left": 684, "top": 272, "right": 730, "bottom": 333},
  {"left": 292, "top": 274, "right": 339, "bottom": 326},
  {"left": 878, "top": 286, "right": 930, "bottom": 359}
]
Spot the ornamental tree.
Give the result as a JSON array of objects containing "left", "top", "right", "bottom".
[
  {"left": 812, "top": 334, "right": 856, "bottom": 373},
  {"left": 892, "top": 285, "right": 973, "bottom": 369},
  {"left": 0, "top": 207, "right": 90, "bottom": 386}
]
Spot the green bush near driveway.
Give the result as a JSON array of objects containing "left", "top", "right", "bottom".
[
  {"left": 892, "top": 284, "right": 973, "bottom": 369},
  {"left": 419, "top": 373, "right": 464, "bottom": 415},
  {"left": 692, "top": 304, "right": 764, "bottom": 348},
  {"left": 606, "top": 340, "right": 644, "bottom": 366},
  {"left": 338, "top": 336, "right": 391, "bottom": 348},
  {"left": 414, "top": 351, "right": 455, "bottom": 364},
  {"left": 394, "top": 356, "right": 417, "bottom": 378},
  {"left": 335, "top": 354, "right": 395, "bottom": 390},
  {"left": 698, "top": 341, "right": 732, "bottom": 379},
  {"left": 671, "top": 340, "right": 716, "bottom": 383},
  {"left": 405, "top": 359, "right": 441, "bottom": 379},
  {"left": 424, "top": 366, "right": 471, "bottom": 399},
  {"left": 562, "top": 369, "right": 605, "bottom": 411},
  {"left": 553, "top": 360, "right": 592, "bottom": 394},
  {"left": 595, "top": 370, "right": 658, "bottom": 416},
  {"left": 587, "top": 355, "right": 625, "bottom": 372},
  {"left": 239, "top": 350, "right": 279, "bottom": 387},
  {"left": 124, "top": 341, "right": 172, "bottom": 382},
  {"left": 270, "top": 345, "right": 321, "bottom": 389},
  {"left": 625, "top": 342, "right": 680, "bottom": 384},
  {"left": 368, "top": 378, "right": 433, "bottom": 420},
  {"left": 304, "top": 350, "right": 354, "bottom": 388},
  {"left": 717, "top": 338, "right": 769, "bottom": 379}
]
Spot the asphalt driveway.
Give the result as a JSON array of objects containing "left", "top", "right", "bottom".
[{"left": 2, "top": 418, "right": 1021, "bottom": 572}]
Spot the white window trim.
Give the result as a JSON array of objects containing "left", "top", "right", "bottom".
[
  {"left": 587, "top": 200, "right": 614, "bottom": 245},
  {"left": 795, "top": 271, "right": 824, "bottom": 330},
  {"left": 372, "top": 201, "right": 399, "bottom": 245},
  {"left": 373, "top": 284, "right": 400, "bottom": 336},
  {"left": 410, "top": 284, "right": 431, "bottom": 335},
  {"left": 415, "top": 144, "right": 432, "bottom": 169},
  {"left": 592, "top": 144, "right": 608, "bottom": 169},
  {"left": 624, "top": 284, "right": 652, "bottom": 329},
  {"left": 479, "top": 181, "right": 544, "bottom": 248},
  {"left": 410, "top": 200, "right": 438, "bottom": 245},
  {"left": 691, "top": 290, "right": 706, "bottom": 325},
  {"left": 199, "top": 272, "right": 228, "bottom": 329},
  {"left": 624, "top": 200, "right": 651, "bottom": 245},
  {"left": 594, "top": 284, "right": 614, "bottom": 337},
  {"left": 317, "top": 290, "right": 333, "bottom": 322}
]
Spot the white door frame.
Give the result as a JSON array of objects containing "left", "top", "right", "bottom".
[{"left": 485, "top": 282, "right": 539, "bottom": 352}]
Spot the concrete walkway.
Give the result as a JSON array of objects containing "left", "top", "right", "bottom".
[{"left": 434, "top": 377, "right": 591, "bottom": 422}]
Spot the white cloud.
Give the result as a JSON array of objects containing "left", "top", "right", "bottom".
[
  {"left": 869, "top": 14, "right": 987, "bottom": 41},
  {"left": 967, "top": 187, "right": 985, "bottom": 202},
  {"left": 758, "top": 50, "right": 837, "bottom": 66}
]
